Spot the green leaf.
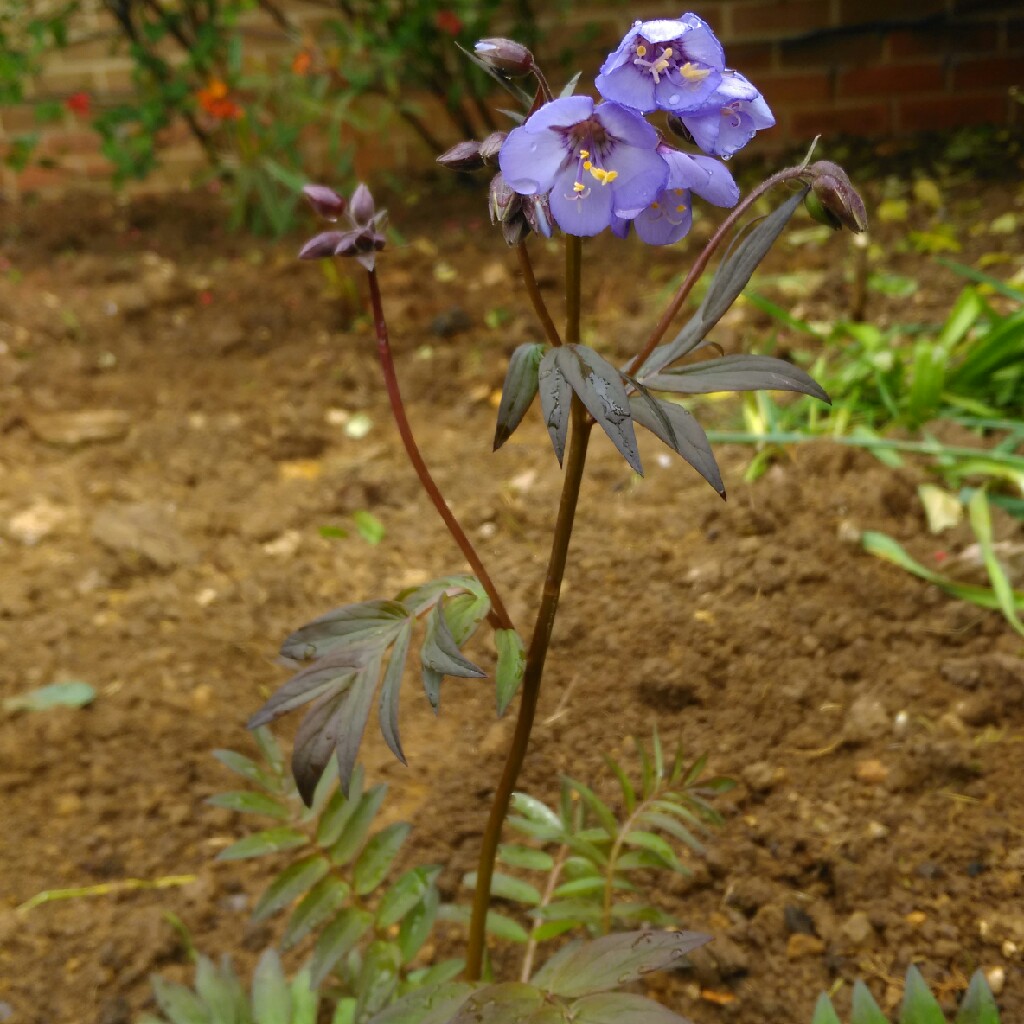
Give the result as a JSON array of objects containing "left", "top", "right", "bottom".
[
  {"left": 290, "top": 966, "right": 319, "bottom": 1024},
  {"left": 532, "top": 930, "right": 710, "bottom": 998},
  {"left": 253, "top": 855, "right": 330, "bottom": 922},
  {"left": 317, "top": 765, "right": 365, "bottom": 847},
  {"left": 900, "top": 966, "right": 946, "bottom": 1024},
  {"left": 366, "top": 983, "right": 475, "bottom": 1024},
  {"left": 510, "top": 794, "right": 562, "bottom": 830},
  {"left": 449, "top": 983, "right": 559, "bottom": 1024},
  {"left": 398, "top": 884, "right": 439, "bottom": 963},
  {"left": 440, "top": 904, "right": 529, "bottom": 943},
  {"left": 968, "top": 489, "right": 1024, "bottom": 638},
  {"left": 279, "top": 600, "right": 408, "bottom": 662},
  {"left": 570, "top": 992, "right": 692, "bottom": 1024},
  {"left": 3, "top": 680, "right": 95, "bottom": 712},
  {"left": 355, "top": 940, "right": 403, "bottom": 1020},
  {"left": 405, "top": 959, "right": 466, "bottom": 990},
  {"left": 529, "top": 920, "right": 578, "bottom": 943},
  {"left": 421, "top": 596, "right": 486, "bottom": 682},
  {"left": 811, "top": 993, "right": 842, "bottom": 1024},
  {"left": 530, "top": 899, "right": 602, "bottom": 925},
  {"left": 634, "top": 811, "right": 703, "bottom": 854},
  {"left": 206, "top": 791, "right": 290, "bottom": 820},
  {"left": 283, "top": 876, "right": 350, "bottom": 949},
  {"left": 550, "top": 877, "right": 607, "bottom": 899},
  {"left": 564, "top": 779, "right": 618, "bottom": 838},
  {"left": 463, "top": 871, "right": 542, "bottom": 906},
  {"left": 330, "top": 784, "right": 388, "bottom": 867},
  {"left": 252, "top": 949, "right": 291, "bottom": 1024},
  {"left": 150, "top": 976, "right": 209, "bottom": 1024},
  {"left": 379, "top": 621, "right": 413, "bottom": 764},
  {"left": 353, "top": 822, "right": 411, "bottom": 895},
  {"left": 956, "top": 970, "right": 1001, "bottom": 1024},
  {"left": 494, "top": 342, "right": 545, "bottom": 450},
  {"left": 851, "top": 980, "right": 889, "bottom": 1024},
  {"left": 310, "top": 907, "right": 374, "bottom": 989},
  {"left": 604, "top": 757, "right": 636, "bottom": 815},
  {"left": 498, "top": 845, "right": 554, "bottom": 872},
  {"left": 495, "top": 629, "right": 526, "bottom": 717},
  {"left": 217, "top": 827, "right": 308, "bottom": 861},
  {"left": 376, "top": 865, "right": 442, "bottom": 929},
  {"left": 353, "top": 510, "right": 385, "bottom": 545},
  {"left": 194, "top": 954, "right": 246, "bottom": 1021}
]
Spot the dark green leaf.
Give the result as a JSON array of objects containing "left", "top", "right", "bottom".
[
  {"left": 644, "top": 354, "right": 829, "bottom": 403},
  {"left": 556, "top": 346, "right": 641, "bottom": 474},
  {"left": 851, "top": 981, "right": 888, "bottom": 1024},
  {"left": 628, "top": 392, "right": 724, "bottom": 496},
  {"left": 330, "top": 784, "right": 388, "bottom": 867},
  {"left": 405, "top": 959, "right": 466, "bottom": 989},
  {"left": 495, "top": 629, "right": 526, "bottom": 717},
  {"left": 365, "top": 983, "right": 476, "bottom": 1024},
  {"left": 498, "top": 845, "right": 554, "bottom": 872},
  {"left": 439, "top": 904, "right": 529, "bottom": 942},
  {"left": 398, "top": 884, "right": 439, "bottom": 962},
  {"left": 280, "top": 600, "right": 408, "bottom": 662},
  {"left": 217, "top": 826, "right": 307, "bottom": 861},
  {"left": 570, "top": 991, "right": 691, "bottom": 1024},
  {"left": 317, "top": 765, "right": 365, "bottom": 847},
  {"left": 310, "top": 907, "right": 373, "bottom": 989},
  {"left": 252, "top": 948, "right": 291, "bottom": 1024},
  {"left": 550, "top": 877, "right": 607, "bottom": 899},
  {"left": 900, "top": 966, "right": 945, "bottom": 1024},
  {"left": 353, "top": 822, "right": 411, "bottom": 895},
  {"left": 283, "top": 876, "right": 350, "bottom": 949},
  {"left": 253, "top": 854, "right": 330, "bottom": 921},
  {"left": 538, "top": 349, "right": 572, "bottom": 465},
  {"left": 378, "top": 618, "right": 413, "bottom": 765},
  {"left": 463, "top": 871, "right": 542, "bottom": 905},
  {"left": 207, "top": 791, "right": 290, "bottom": 820},
  {"left": 376, "top": 865, "right": 442, "bottom": 929},
  {"left": 956, "top": 970, "right": 1001, "bottom": 1024},
  {"left": 495, "top": 343, "right": 546, "bottom": 450},
  {"left": 531, "top": 930, "right": 710, "bottom": 998}
]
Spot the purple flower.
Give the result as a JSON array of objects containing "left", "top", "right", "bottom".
[
  {"left": 595, "top": 14, "right": 725, "bottom": 115},
  {"left": 299, "top": 182, "right": 387, "bottom": 270},
  {"left": 614, "top": 144, "right": 739, "bottom": 245},
  {"left": 498, "top": 95, "right": 668, "bottom": 237},
  {"left": 680, "top": 70, "right": 775, "bottom": 158}
]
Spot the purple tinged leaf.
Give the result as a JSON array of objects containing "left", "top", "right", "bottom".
[
  {"left": 555, "top": 345, "right": 642, "bottom": 474},
  {"left": 494, "top": 343, "right": 545, "bottom": 450},
  {"left": 279, "top": 600, "right": 408, "bottom": 662},
  {"left": 291, "top": 689, "right": 347, "bottom": 806},
  {"left": 531, "top": 930, "right": 711, "bottom": 998},
  {"left": 378, "top": 622, "right": 413, "bottom": 765},
  {"left": 334, "top": 653, "right": 383, "bottom": 797},
  {"left": 570, "top": 993, "right": 694, "bottom": 1024},
  {"left": 643, "top": 354, "right": 831, "bottom": 404},
  {"left": 628, "top": 393, "right": 724, "bottom": 495},
  {"left": 398, "top": 575, "right": 485, "bottom": 616},
  {"left": 421, "top": 597, "right": 487, "bottom": 680},
  {"left": 451, "top": 984, "right": 563, "bottom": 1024},
  {"left": 247, "top": 653, "right": 358, "bottom": 730},
  {"left": 364, "top": 983, "right": 477, "bottom": 1024},
  {"left": 538, "top": 350, "right": 571, "bottom": 465}
]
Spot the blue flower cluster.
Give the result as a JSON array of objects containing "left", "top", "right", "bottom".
[{"left": 498, "top": 14, "right": 773, "bottom": 241}]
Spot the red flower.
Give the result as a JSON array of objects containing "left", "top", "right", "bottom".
[
  {"left": 196, "top": 79, "right": 243, "bottom": 120},
  {"left": 435, "top": 10, "right": 463, "bottom": 36},
  {"left": 292, "top": 50, "right": 313, "bottom": 75},
  {"left": 66, "top": 91, "right": 91, "bottom": 116}
]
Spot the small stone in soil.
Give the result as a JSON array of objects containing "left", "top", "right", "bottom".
[
  {"left": 856, "top": 759, "right": 888, "bottom": 784},
  {"left": 840, "top": 910, "right": 874, "bottom": 946},
  {"left": 786, "top": 933, "right": 824, "bottom": 959},
  {"left": 783, "top": 904, "right": 816, "bottom": 936}
]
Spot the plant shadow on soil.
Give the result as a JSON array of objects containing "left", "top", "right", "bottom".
[{"left": 0, "top": 172, "right": 1022, "bottom": 1024}]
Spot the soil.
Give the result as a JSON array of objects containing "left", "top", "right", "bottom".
[{"left": 1, "top": 171, "right": 1022, "bottom": 1024}]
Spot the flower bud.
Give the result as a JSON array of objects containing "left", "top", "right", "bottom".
[
  {"left": 349, "top": 183, "right": 376, "bottom": 225},
  {"left": 803, "top": 190, "right": 842, "bottom": 230},
  {"left": 523, "top": 194, "right": 553, "bottom": 239},
  {"left": 478, "top": 131, "right": 507, "bottom": 167},
  {"left": 665, "top": 114, "right": 695, "bottom": 145},
  {"left": 302, "top": 184, "right": 346, "bottom": 221},
  {"left": 437, "top": 140, "right": 485, "bottom": 172},
  {"left": 807, "top": 160, "right": 868, "bottom": 233},
  {"left": 474, "top": 38, "right": 534, "bottom": 76},
  {"left": 488, "top": 173, "right": 521, "bottom": 225},
  {"left": 501, "top": 213, "right": 531, "bottom": 246},
  {"left": 298, "top": 230, "right": 347, "bottom": 259}
]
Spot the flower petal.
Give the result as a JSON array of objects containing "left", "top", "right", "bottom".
[
  {"left": 654, "top": 67, "right": 722, "bottom": 114},
  {"left": 598, "top": 22, "right": 642, "bottom": 75},
  {"left": 499, "top": 124, "right": 569, "bottom": 195},
  {"left": 549, "top": 166, "right": 614, "bottom": 237},
  {"left": 605, "top": 145, "right": 669, "bottom": 219},
  {"left": 687, "top": 154, "right": 739, "bottom": 206},
  {"left": 595, "top": 64, "right": 657, "bottom": 112},
  {"left": 594, "top": 101, "right": 660, "bottom": 148},
  {"left": 634, "top": 195, "right": 693, "bottom": 246},
  {"left": 523, "top": 94, "right": 593, "bottom": 132},
  {"left": 677, "top": 13, "right": 726, "bottom": 68}
]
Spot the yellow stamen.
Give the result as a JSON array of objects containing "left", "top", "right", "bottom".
[
  {"left": 680, "top": 62, "right": 711, "bottom": 81},
  {"left": 603, "top": 170, "right": 618, "bottom": 183},
  {"left": 675, "top": 204, "right": 687, "bottom": 213},
  {"left": 651, "top": 201, "right": 660, "bottom": 209},
  {"left": 635, "top": 44, "right": 647, "bottom": 57},
  {"left": 674, "top": 188, "right": 684, "bottom": 195},
  {"left": 573, "top": 181, "right": 586, "bottom": 193},
  {"left": 661, "top": 47, "right": 674, "bottom": 59},
  {"left": 579, "top": 148, "right": 589, "bottom": 158},
  {"left": 583, "top": 160, "right": 593, "bottom": 170}
]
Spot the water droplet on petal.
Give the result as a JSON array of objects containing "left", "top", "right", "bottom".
[{"left": 669, "top": 93, "right": 680, "bottom": 104}]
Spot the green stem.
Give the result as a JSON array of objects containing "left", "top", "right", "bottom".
[
  {"left": 366, "top": 269, "right": 513, "bottom": 631},
  {"left": 465, "top": 237, "right": 589, "bottom": 981}
]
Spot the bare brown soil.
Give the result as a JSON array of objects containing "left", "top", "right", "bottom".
[{"left": 1, "top": 179, "right": 1022, "bottom": 1024}]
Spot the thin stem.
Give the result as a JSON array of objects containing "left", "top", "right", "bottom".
[
  {"left": 626, "top": 166, "right": 808, "bottom": 378},
  {"left": 466, "top": 236, "right": 589, "bottom": 981},
  {"left": 515, "top": 242, "right": 562, "bottom": 348},
  {"left": 520, "top": 843, "right": 569, "bottom": 982},
  {"left": 366, "top": 269, "right": 513, "bottom": 631}
]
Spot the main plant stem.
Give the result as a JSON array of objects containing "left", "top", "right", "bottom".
[
  {"left": 466, "top": 236, "right": 591, "bottom": 981},
  {"left": 366, "top": 269, "right": 513, "bottom": 631}
]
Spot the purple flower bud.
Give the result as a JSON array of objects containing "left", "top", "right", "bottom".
[
  {"left": 807, "top": 161, "right": 868, "bottom": 233},
  {"left": 478, "top": 131, "right": 507, "bottom": 167},
  {"left": 302, "top": 184, "right": 346, "bottom": 221},
  {"left": 349, "top": 183, "right": 376, "bottom": 225},
  {"left": 437, "top": 140, "right": 485, "bottom": 172},
  {"left": 474, "top": 38, "right": 534, "bottom": 75},
  {"left": 501, "top": 213, "right": 530, "bottom": 246},
  {"left": 488, "top": 173, "right": 521, "bottom": 225},
  {"left": 298, "top": 231, "right": 347, "bottom": 259}
]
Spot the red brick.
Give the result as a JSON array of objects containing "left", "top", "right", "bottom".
[
  {"left": 38, "top": 129, "right": 102, "bottom": 157},
  {"left": 838, "top": 62, "right": 946, "bottom": 98},
  {"left": 16, "top": 163, "right": 75, "bottom": 196},
  {"left": 953, "top": 56, "right": 1023, "bottom": 90},
  {"left": 723, "top": 41, "right": 777, "bottom": 71},
  {"left": 887, "top": 22, "right": 998, "bottom": 59},
  {"left": 899, "top": 92, "right": 1014, "bottom": 131},
  {"left": 730, "top": 1, "right": 835, "bottom": 40},
  {"left": 780, "top": 32, "right": 886, "bottom": 68},
  {"left": 756, "top": 71, "right": 833, "bottom": 104},
  {"left": 1009, "top": 19, "right": 1024, "bottom": 51},
  {"left": 840, "top": 0, "right": 945, "bottom": 23},
  {"left": 790, "top": 102, "right": 891, "bottom": 137}
]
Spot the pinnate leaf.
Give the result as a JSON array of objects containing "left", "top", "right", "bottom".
[
  {"left": 495, "top": 342, "right": 546, "bottom": 450},
  {"left": 366, "top": 983, "right": 476, "bottom": 1024},
  {"left": 570, "top": 992, "right": 693, "bottom": 1024},
  {"left": 150, "top": 976, "right": 208, "bottom": 1024},
  {"left": 398, "top": 883, "right": 439, "bottom": 963},
  {"left": 376, "top": 864, "right": 442, "bottom": 929},
  {"left": 253, "top": 854, "right": 330, "bottom": 921},
  {"left": 283, "top": 875, "right": 350, "bottom": 949},
  {"left": 463, "top": 870, "right": 542, "bottom": 905},
  {"left": 353, "top": 822, "right": 411, "bottom": 895},
  {"left": 329, "top": 784, "right": 388, "bottom": 867},
  {"left": 217, "top": 826, "right": 307, "bottom": 861},
  {"left": 207, "top": 790, "right": 290, "bottom": 820},
  {"left": 252, "top": 948, "right": 291, "bottom": 1024},
  {"left": 310, "top": 907, "right": 374, "bottom": 989}
]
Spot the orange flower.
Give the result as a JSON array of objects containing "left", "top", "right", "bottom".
[
  {"left": 292, "top": 49, "right": 313, "bottom": 75},
  {"left": 196, "top": 79, "right": 242, "bottom": 120}
]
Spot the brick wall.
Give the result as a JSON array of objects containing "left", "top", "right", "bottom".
[{"left": 1, "top": 0, "right": 1021, "bottom": 201}]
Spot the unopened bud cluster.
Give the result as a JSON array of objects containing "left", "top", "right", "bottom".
[{"left": 804, "top": 160, "right": 868, "bottom": 233}]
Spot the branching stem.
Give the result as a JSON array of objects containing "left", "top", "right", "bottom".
[
  {"left": 366, "top": 270, "right": 513, "bottom": 631},
  {"left": 466, "top": 236, "right": 590, "bottom": 980},
  {"left": 515, "top": 242, "right": 562, "bottom": 348}
]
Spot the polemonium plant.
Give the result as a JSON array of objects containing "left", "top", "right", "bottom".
[{"left": 240, "top": 12, "right": 867, "bottom": 1022}]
